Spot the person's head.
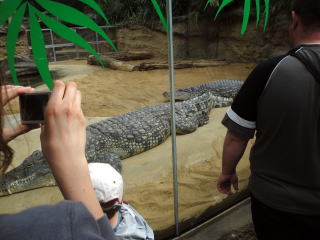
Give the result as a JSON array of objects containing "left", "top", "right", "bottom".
[
  {"left": 0, "top": 72, "right": 14, "bottom": 176},
  {"left": 88, "top": 163, "right": 123, "bottom": 219},
  {"left": 289, "top": 0, "right": 320, "bottom": 46}
]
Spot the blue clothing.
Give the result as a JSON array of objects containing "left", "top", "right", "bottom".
[
  {"left": 0, "top": 201, "right": 116, "bottom": 240},
  {"left": 115, "top": 203, "right": 154, "bottom": 240}
]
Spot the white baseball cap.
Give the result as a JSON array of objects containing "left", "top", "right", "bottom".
[{"left": 88, "top": 163, "right": 123, "bottom": 203}]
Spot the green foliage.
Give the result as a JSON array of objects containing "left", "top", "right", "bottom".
[
  {"left": 0, "top": 0, "right": 284, "bottom": 88},
  {"left": 0, "top": 0, "right": 117, "bottom": 89},
  {"left": 101, "top": 0, "right": 187, "bottom": 25},
  {"left": 150, "top": 0, "right": 168, "bottom": 31},
  {"left": 6, "top": 2, "right": 26, "bottom": 86},
  {"left": 212, "top": 0, "right": 270, "bottom": 34}
]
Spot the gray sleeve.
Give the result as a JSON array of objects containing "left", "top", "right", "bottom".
[
  {"left": 0, "top": 201, "right": 117, "bottom": 240},
  {"left": 72, "top": 201, "right": 118, "bottom": 240},
  {"left": 221, "top": 114, "right": 255, "bottom": 139},
  {"left": 97, "top": 215, "right": 118, "bottom": 240}
]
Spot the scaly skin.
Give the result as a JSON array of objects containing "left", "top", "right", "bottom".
[
  {"left": 0, "top": 92, "right": 233, "bottom": 196},
  {"left": 163, "top": 80, "right": 243, "bottom": 101}
]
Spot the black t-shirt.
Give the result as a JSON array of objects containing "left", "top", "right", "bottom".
[
  {"left": 222, "top": 54, "right": 286, "bottom": 139},
  {"left": 222, "top": 44, "right": 320, "bottom": 215}
]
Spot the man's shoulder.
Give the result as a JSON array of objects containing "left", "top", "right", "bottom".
[{"left": 255, "top": 54, "right": 288, "bottom": 73}]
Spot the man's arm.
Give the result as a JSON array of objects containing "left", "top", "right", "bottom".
[{"left": 217, "top": 130, "right": 249, "bottom": 195}]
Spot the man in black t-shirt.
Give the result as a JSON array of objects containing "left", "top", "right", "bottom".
[{"left": 217, "top": 0, "right": 320, "bottom": 239}]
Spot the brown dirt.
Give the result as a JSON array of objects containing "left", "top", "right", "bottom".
[{"left": 5, "top": 60, "right": 253, "bottom": 117}]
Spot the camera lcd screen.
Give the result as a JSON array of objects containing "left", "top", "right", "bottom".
[{"left": 19, "top": 92, "right": 51, "bottom": 124}]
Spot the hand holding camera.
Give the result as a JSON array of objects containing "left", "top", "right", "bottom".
[
  {"left": 1, "top": 85, "right": 40, "bottom": 142},
  {"left": 40, "top": 80, "right": 104, "bottom": 220}
]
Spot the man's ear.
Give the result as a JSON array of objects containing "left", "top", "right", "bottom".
[{"left": 291, "top": 11, "right": 299, "bottom": 31}]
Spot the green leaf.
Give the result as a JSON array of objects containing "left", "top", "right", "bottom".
[
  {"left": 35, "top": 0, "right": 118, "bottom": 53},
  {"left": 79, "top": 0, "right": 110, "bottom": 25},
  {"left": 214, "top": 0, "right": 233, "bottom": 20},
  {"left": 264, "top": 0, "right": 270, "bottom": 31},
  {"left": 28, "top": 4, "right": 53, "bottom": 90},
  {"left": 6, "top": 2, "right": 27, "bottom": 86},
  {"left": 150, "top": 0, "right": 168, "bottom": 32},
  {"left": 0, "top": 0, "right": 23, "bottom": 26},
  {"left": 205, "top": 0, "right": 211, "bottom": 9},
  {"left": 255, "top": 0, "right": 260, "bottom": 26},
  {"left": 31, "top": 6, "right": 104, "bottom": 67},
  {"left": 240, "top": 0, "right": 251, "bottom": 34}
]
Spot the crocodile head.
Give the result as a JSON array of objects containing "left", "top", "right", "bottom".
[
  {"left": 163, "top": 90, "right": 194, "bottom": 101},
  {"left": 0, "top": 150, "right": 55, "bottom": 196}
]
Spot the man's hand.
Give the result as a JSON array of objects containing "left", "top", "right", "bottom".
[
  {"left": 216, "top": 130, "right": 248, "bottom": 195},
  {"left": 217, "top": 172, "right": 239, "bottom": 195}
]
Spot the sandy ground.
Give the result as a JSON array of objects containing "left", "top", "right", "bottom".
[
  {"left": 6, "top": 60, "right": 254, "bottom": 116},
  {"left": 0, "top": 60, "right": 255, "bottom": 238}
]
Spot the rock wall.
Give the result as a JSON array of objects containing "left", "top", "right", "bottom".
[
  {"left": 214, "top": 10, "right": 291, "bottom": 62},
  {"left": 116, "top": 10, "right": 291, "bottom": 62},
  {"left": 0, "top": 10, "right": 291, "bottom": 63}
]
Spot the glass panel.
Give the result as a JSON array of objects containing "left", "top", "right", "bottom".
[
  {"left": 0, "top": 1, "right": 175, "bottom": 240},
  {"left": 171, "top": 0, "right": 254, "bottom": 236},
  {"left": 169, "top": 0, "right": 292, "bottom": 237}
]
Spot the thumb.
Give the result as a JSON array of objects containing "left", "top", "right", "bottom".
[
  {"left": 232, "top": 176, "right": 239, "bottom": 192},
  {"left": 3, "top": 124, "right": 40, "bottom": 142}
]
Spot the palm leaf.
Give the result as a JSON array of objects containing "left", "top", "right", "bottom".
[
  {"left": 79, "top": 0, "right": 110, "bottom": 25},
  {"left": 31, "top": 6, "right": 104, "bottom": 67},
  {"left": 6, "top": 2, "right": 27, "bottom": 86},
  {"left": 28, "top": 4, "right": 53, "bottom": 90},
  {"left": 150, "top": 0, "right": 168, "bottom": 31},
  {"left": 205, "top": 0, "right": 211, "bottom": 9},
  {"left": 264, "top": 0, "right": 269, "bottom": 31},
  {"left": 0, "top": 0, "right": 23, "bottom": 25},
  {"left": 35, "top": 0, "right": 118, "bottom": 53},
  {"left": 214, "top": 0, "right": 233, "bottom": 20},
  {"left": 241, "top": 0, "right": 251, "bottom": 34},
  {"left": 255, "top": 0, "right": 260, "bottom": 26}
]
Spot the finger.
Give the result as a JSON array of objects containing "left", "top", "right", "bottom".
[
  {"left": 1, "top": 85, "right": 15, "bottom": 91},
  {"left": 225, "top": 186, "right": 232, "bottom": 195},
  {"left": 1, "top": 85, "right": 16, "bottom": 92},
  {"left": 40, "top": 124, "right": 45, "bottom": 141},
  {"left": 217, "top": 182, "right": 223, "bottom": 193},
  {"left": 217, "top": 182, "right": 230, "bottom": 195},
  {"left": 49, "top": 81, "right": 65, "bottom": 105},
  {"left": 63, "top": 82, "right": 77, "bottom": 104},
  {"left": 74, "top": 90, "right": 82, "bottom": 109},
  {"left": 2, "top": 86, "right": 34, "bottom": 104},
  {"left": 233, "top": 179, "right": 239, "bottom": 191}
]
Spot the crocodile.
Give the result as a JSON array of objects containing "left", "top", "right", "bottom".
[
  {"left": 0, "top": 93, "right": 233, "bottom": 196},
  {"left": 163, "top": 80, "right": 243, "bottom": 101}
]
